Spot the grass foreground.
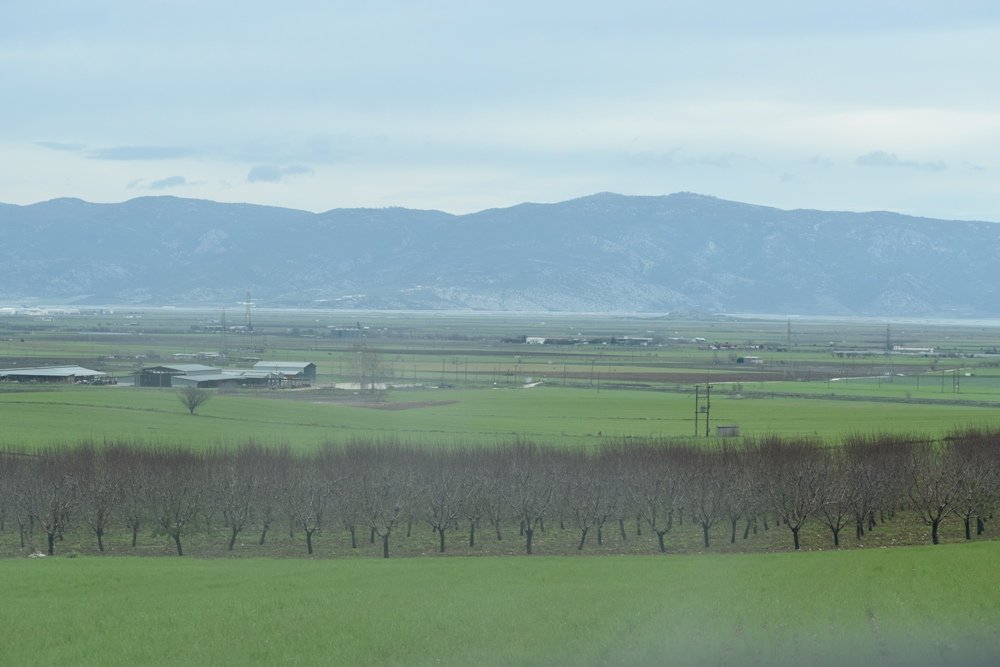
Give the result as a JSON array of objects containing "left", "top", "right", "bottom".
[{"left": 1, "top": 543, "right": 998, "bottom": 666}]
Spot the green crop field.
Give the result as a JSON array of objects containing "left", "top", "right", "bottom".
[
  {"left": 2, "top": 383, "right": 998, "bottom": 451},
  {"left": 1, "top": 543, "right": 998, "bottom": 666}
]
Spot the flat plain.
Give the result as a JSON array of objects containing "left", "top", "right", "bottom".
[{"left": 2, "top": 309, "right": 1000, "bottom": 665}]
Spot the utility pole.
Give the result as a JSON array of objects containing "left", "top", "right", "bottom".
[
  {"left": 694, "top": 385, "right": 700, "bottom": 437},
  {"left": 704, "top": 384, "right": 712, "bottom": 438}
]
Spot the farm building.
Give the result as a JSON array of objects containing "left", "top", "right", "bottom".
[
  {"left": 253, "top": 361, "right": 316, "bottom": 383},
  {"left": 137, "top": 364, "right": 219, "bottom": 387},
  {"left": 172, "top": 370, "right": 282, "bottom": 389},
  {"left": 0, "top": 365, "right": 109, "bottom": 384},
  {"left": 716, "top": 425, "right": 741, "bottom": 438}
]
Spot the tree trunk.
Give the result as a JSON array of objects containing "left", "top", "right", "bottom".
[
  {"left": 597, "top": 524, "right": 603, "bottom": 546},
  {"left": 831, "top": 526, "right": 840, "bottom": 547},
  {"left": 173, "top": 532, "right": 183, "bottom": 556},
  {"left": 131, "top": 523, "right": 140, "bottom": 548},
  {"left": 702, "top": 525, "right": 710, "bottom": 548},
  {"left": 47, "top": 532, "right": 56, "bottom": 556},
  {"left": 349, "top": 524, "right": 357, "bottom": 549},
  {"left": 259, "top": 523, "right": 269, "bottom": 545},
  {"left": 792, "top": 526, "right": 800, "bottom": 551},
  {"left": 525, "top": 527, "right": 534, "bottom": 554},
  {"left": 656, "top": 529, "right": 667, "bottom": 553},
  {"left": 437, "top": 526, "right": 446, "bottom": 553},
  {"left": 977, "top": 516, "right": 985, "bottom": 535},
  {"left": 305, "top": 529, "right": 314, "bottom": 555},
  {"left": 382, "top": 534, "right": 390, "bottom": 559},
  {"left": 730, "top": 518, "right": 738, "bottom": 544},
  {"left": 96, "top": 528, "right": 105, "bottom": 553},
  {"left": 577, "top": 526, "right": 589, "bottom": 550},
  {"left": 619, "top": 518, "right": 627, "bottom": 541},
  {"left": 931, "top": 518, "right": 940, "bottom": 545},
  {"left": 370, "top": 526, "right": 376, "bottom": 544},
  {"left": 228, "top": 525, "right": 239, "bottom": 550},
  {"left": 468, "top": 520, "right": 476, "bottom": 547},
  {"left": 964, "top": 517, "right": 972, "bottom": 541}
]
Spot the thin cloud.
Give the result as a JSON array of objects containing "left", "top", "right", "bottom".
[
  {"left": 856, "top": 151, "right": 946, "bottom": 171},
  {"left": 246, "top": 164, "right": 312, "bottom": 183},
  {"left": 87, "top": 146, "right": 197, "bottom": 161},
  {"left": 36, "top": 141, "right": 85, "bottom": 152},
  {"left": 149, "top": 175, "right": 189, "bottom": 190}
]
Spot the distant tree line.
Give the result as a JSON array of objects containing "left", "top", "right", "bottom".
[{"left": 1, "top": 430, "right": 998, "bottom": 557}]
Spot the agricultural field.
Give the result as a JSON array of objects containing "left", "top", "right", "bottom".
[
  {"left": 1, "top": 383, "right": 998, "bottom": 450},
  {"left": 3, "top": 308, "right": 1000, "bottom": 449},
  {"left": 3, "top": 308, "right": 1000, "bottom": 665},
  {"left": 2, "top": 544, "right": 998, "bottom": 666}
]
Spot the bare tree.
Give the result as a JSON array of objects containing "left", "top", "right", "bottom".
[
  {"left": 948, "top": 429, "right": 998, "bottom": 540},
  {"left": 761, "top": 437, "right": 826, "bottom": 550},
  {"left": 686, "top": 450, "right": 725, "bottom": 549},
  {"left": 211, "top": 445, "right": 271, "bottom": 551},
  {"left": 284, "top": 460, "right": 329, "bottom": 555},
  {"left": 21, "top": 449, "right": 79, "bottom": 556},
  {"left": 178, "top": 386, "right": 211, "bottom": 415},
  {"left": 149, "top": 450, "right": 205, "bottom": 556},
  {"left": 348, "top": 345, "right": 387, "bottom": 395},
  {"left": 815, "top": 447, "right": 854, "bottom": 547},
  {"left": 420, "top": 452, "right": 472, "bottom": 553},
  {"left": 503, "top": 443, "right": 555, "bottom": 555},
  {"left": 117, "top": 449, "right": 154, "bottom": 548},
  {"left": 355, "top": 442, "right": 414, "bottom": 558},
  {"left": 628, "top": 444, "right": 685, "bottom": 553},
  {"left": 77, "top": 446, "right": 122, "bottom": 553},
  {"left": 906, "top": 441, "right": 958, "bottom": 545}
]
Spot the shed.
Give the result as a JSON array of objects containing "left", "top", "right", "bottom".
[
  {"left": 138, "top": 364, "right": 219, "bottom": 387},
  {"left": 253, "top": 361, "right": 316, "bottom": 383},
  {"left": 716, "top": 425, "right": 741, "bottom": 438},
  {"left": 173, "top": 370, "right": 281, "bottom": 389},
  {"left": 0, "top": 365, "right": 108, "bottom": 384}
]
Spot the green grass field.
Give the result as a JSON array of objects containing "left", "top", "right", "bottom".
[
  {"left": 1, "top": 543, "right": 997, "bottom": 666},
  {"left": 1, "top": 383, "right": 998, "bottom": 450}
]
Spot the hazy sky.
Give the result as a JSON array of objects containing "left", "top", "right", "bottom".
[{"left": 3, "top": 1, "right": 999, "bottom": 220}]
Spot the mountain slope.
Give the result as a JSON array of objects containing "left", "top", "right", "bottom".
[{"left": 1, "top": 192, "right": 998, "bottom": 316}]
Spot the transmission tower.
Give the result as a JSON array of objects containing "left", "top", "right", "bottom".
[{"left": 238, "top": 291, "right": 255, "bottom": 333}]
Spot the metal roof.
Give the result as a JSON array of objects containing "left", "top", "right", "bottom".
[
  {"left": 253, "top": 361, "right": 314, "bottom": 371},
  {"left": 146, "top": 364, "right": 219, "bottom": 374},
  {"left": 176, "top": 370, "right": 279, "bottom": 382},
  {"left": 0, "top": 365, "right": 106, "bottom": 378}
]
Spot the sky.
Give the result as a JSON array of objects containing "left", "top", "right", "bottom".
[{"left": 2, "top": 1, "right": 999, "bottom": 220}]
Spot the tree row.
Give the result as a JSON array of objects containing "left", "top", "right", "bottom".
[{"left": 2, "top": 429, "right": 998, "bottom": 557}]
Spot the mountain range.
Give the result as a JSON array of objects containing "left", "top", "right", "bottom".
[{"left": 1, "top": 192, "right": 998, "bottom": 316}]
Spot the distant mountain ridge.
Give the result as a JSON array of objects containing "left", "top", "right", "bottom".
[{"left": 1, "top": 192, "right": 998, "bottom": 316}]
